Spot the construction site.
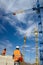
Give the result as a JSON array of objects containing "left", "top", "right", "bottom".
[{"left": 0, "top": 0, "right": 43, "bottom": 65}]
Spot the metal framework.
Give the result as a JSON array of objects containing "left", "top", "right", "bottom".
[
  {"left": 34, "top": 28, "right": 39, "bottom": 65},
  {"left": 40, "top": 42, "right": 43, "bottom": 65},
  {"left": 33, "top": 0, "right": 43, "bottom": 65},
  {"left": 22, "top": 35, "right": 26, "bottom": 56}
]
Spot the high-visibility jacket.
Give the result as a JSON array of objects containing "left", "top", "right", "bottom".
[{"left": 13, "top": 50, "right": 22, "bottom": 62}]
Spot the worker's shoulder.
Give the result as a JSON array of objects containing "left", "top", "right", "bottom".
[{"left": 14, "top": 50, "right": 20, "bottom": 53}]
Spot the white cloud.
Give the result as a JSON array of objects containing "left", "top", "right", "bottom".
[
  {"left": 39, "top": 46, "right": 43, "bottom": 50},
  {"left": 31, "top": 46, "right": 42, "bottom": 53},
  {"left": 26, "top": 50, "right": 30, "bottom": 52},
  {"left": 31, "top": 46, "right": 43, "bottom": 50},
  {"left": 0, "top": 0, "right": 37, "bottom": 12},
  {"left": 0, "top": 0, "right": 36, "bottom": 29},
  {"left": 16, "top": 13, "right": 26, "bottom": 23},
  {"left": 31, "top": 48, "right": 36, "bottom": 53},
  {"left": 0, "top": 0, "right": 15, "bottom": 12},
  {"left": 4, "top": 16, "right": 16, "bottom": 26},
  {"left": 31, "top": 47, "right": 36, "bottom": 50},
  {"left": 16, "top": 23, "right": 37, "bottom": 38},
  {"left": 0, "top": 40, "right": 13, "bottom": 48},
  {"left": 30, "top": 59, "right": 35, "bottom": 64},
  {"left": 21, "top": 45, "right": 30, "bottom": 48},
  {"left": 24, "top": 45, "right": 30, "bottom": 48},
  {"left": 0, "top": 24, "right": 8, "bottom": 33},
  {"left": 16, "top": 10, "right": 36, "bottom": 23},
  {"left": 28, "top": 20, "right": 33, "bottom": 25}
]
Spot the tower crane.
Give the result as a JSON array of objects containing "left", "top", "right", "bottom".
[
  {"left": 34, "top": 28, "right": 39, "bottom": 65},
  {"left": 32, "top": 0, "right": 43, "bottom": 65},
  {"left": 22, "top": 34, "right": 26, "bottom": 57}
]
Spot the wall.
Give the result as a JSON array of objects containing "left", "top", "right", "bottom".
[{"left": 0, "top": 55, "right": 14, "bottom": 65}]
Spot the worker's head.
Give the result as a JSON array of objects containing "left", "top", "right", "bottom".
[
  {"left": 4, "top": 48, "right": 6, "bottom": 51},
  {"left": 16, "top": 46, "right": 19, "bottom": 50}
]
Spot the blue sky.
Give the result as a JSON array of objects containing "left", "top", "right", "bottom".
[{"left": 0, "top": 0, "right": 43, "bottom": 64}]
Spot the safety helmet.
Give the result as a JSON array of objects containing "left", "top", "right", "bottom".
[{"left": 16, "top": 46, "right": 19, "bottom": 49}]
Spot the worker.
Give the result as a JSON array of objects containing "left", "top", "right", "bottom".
[
  {"left": 1, "top": 48, "right": 6, "bottom": 56},
  {"left": 13, "top": 46, "right": 23, "bottom": 65}
]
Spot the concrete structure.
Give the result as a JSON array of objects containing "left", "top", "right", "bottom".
[{"left": 0, "top": 55, "right": 14, "bottom": 65}]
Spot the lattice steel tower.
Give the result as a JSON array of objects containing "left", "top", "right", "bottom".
[{"left": 34, "top": 28, "right": 39, "bottom": 65}]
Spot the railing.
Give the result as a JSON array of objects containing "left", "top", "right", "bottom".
[{"left": 0, "top": 55, "right": 14, "bottom": 65}]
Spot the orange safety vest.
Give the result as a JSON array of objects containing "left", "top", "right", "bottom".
[{"left": 13, "top": 50, "right": 21, "bottom": 62}]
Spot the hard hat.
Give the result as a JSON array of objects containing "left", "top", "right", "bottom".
[{"left": 16, "top": 46, "right": 19, "bottom": 49}]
